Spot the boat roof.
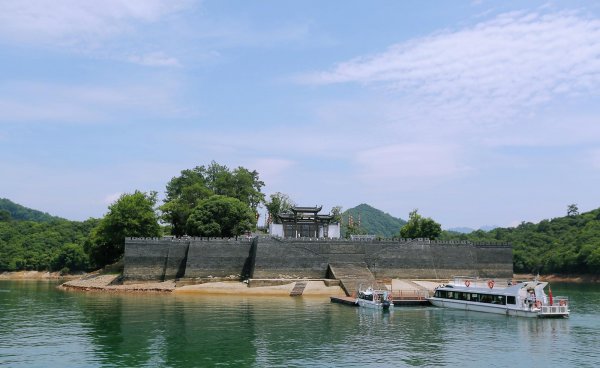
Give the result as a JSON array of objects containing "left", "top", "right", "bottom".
[{"left": 438, "top": 280, "right": 547, "bottom": 295}]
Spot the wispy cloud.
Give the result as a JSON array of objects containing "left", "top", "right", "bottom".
[
  {"left": 0, "top": 81, "right": 189, "bottom": 123},
  {"left": 0, "top": 0, "right": 193, "bottom": 67},
  {"left": 355, "top": 143, "right": 469, "bottom": 180},
  {"left": 128, "top": 52, "right": 181, "bottom": 67},
  {"left": 300, "top": 9, "right": 600, "bottom": 125},
  {"left": 0, "top": 0, "right": 193, "bottom": 44}
]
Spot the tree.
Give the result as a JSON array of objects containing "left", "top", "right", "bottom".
[
  {"left": 186, "top": 195, "right": 256, "bottom": 237},
  {"left": 567, "top": 204, "right": 579, "bottom": 217},
  {"left": 399, "top": 209, "right": 442, "bottom": 239},
  {"left": 0, "top": 210, "right": 11, "bottom": 222},
  {"left": 330, "top": 206, "right": 343, "bottom": 223},
  {"left": 265, "top": 192, "right": 295, "bottom": 224},
  {"left": 161, "top": 162, "right": 264, "bottom": 236},
  {"left": 85, "top": 191, "right": 161, "bottom": 268},
  {"left": 51, "top": 243, "right": 89, "bottom": 272}
]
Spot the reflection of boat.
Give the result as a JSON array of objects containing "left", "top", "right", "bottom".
[
  {"left": 428, "top": 277, "right": 569, "bottom": 318},
  {"left": 356, "top": 287, "right": 393, "bottom": 311}
]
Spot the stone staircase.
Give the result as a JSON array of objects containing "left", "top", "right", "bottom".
[
  {"left": 289, "top": 281, "right": 308, "bottom": 296},
  {"left": 328, "top": 262, "right": 384, "bottom": 297}
]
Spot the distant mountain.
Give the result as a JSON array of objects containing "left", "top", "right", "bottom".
[
  {"left": 341, "top": 203, "right": 406, "bottom": 238},
  {"left": 447, "top": 225, "right": 499, "bottom": 234},
  {"left": 0, "top": 198, "right": 61, "bottom": 222},
  {"left": 447, "top": 227, "right": 475, "bottom": 234}
]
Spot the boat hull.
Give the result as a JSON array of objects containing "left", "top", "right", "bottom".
[
  {"left": 356, "top": 298, "right": 393, "bottom": 310},
  {"left": 428, "top": 298, "right": 568, "bottom": 318}
]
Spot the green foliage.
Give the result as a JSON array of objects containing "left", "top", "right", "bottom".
[
  {"left": 0, "top": 198, "right": 61, "bottom": 222},
  {"left": 330, "top": 206, "right": 342, "bottom": 223},
  {"left": 86, "top": 191, "right": 161, "bottom": 268},
  {"left": 442, "top": 208, "right": 600, "bottom": 274},
  {"left": 567, "top": 203, "right": 579, "bottom": 217},
  {"left": 0, "top": 217, "right": 98, "bottom": 272},
  {"left": 341, "top": 204, "right": 406, "bottom": 238},
  {"left": 265, "top": 192, "right": 295, "bottom": 224},
  {"left": 0, "top": 210, "right": 11, "bottom": 222},
  {"left": 186, "top": 195, "right": 256, "bottom": 237},
  {"left": 51, "top": 243, "right": 89, "bottom": 272},
  {"left": 399, "top": 209, "right": 442, "bottom": 239},
  {"left": 161, "top": 161, "right": 264, "bottom": 236}
]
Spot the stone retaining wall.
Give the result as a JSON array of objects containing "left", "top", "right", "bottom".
[{"left": 123, "top": 237, "right": 513, "bottom": 282}]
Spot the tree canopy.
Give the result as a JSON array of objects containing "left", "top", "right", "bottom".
[
  {"left": 440, "top": 207, "right": 600, "bottom": 274},
  {"left": 161, "top": 161, "right": 264, "bottom": 236},
  {"left": 85, "top": 191, "right": 161, "bottom": 268},
  {"left": 186, "top": 195, "right": 256, "bottom": 237},
  {"left": 0, "top": 217, "right": 97, "bottom": 272},
  {"left": 264, "top": 192, "right": 295, "bottom": 224},
  {"left": 399, "top": 209, "right": 442, "bottom": 239}
]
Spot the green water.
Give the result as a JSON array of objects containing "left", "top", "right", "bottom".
[{"left": 0, "top": 281, "right": 599, "bottom": 367}]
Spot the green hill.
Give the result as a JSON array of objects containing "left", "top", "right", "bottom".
[
  {"left": 440, "top": 207, "right": 600, "bottom": 274},
  {"left": 0, "top": 198, "right": 97, "bottom": 272},
  {"left": 341, "top": 203, "right": 406, "bottom": 238},
  {"left": 0, "top": 198, "right": 61, "bottom": 222}
]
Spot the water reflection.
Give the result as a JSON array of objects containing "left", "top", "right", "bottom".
[{"left": 1, "top": 281, "right": 599, "bottom": 367}]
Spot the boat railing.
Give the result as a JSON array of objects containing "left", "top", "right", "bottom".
[
  {"left": 540, "top": 305, "right": 569, "bottom": 314},
  {"left": 451, "top": 276, "right": 513, "bottom": 289},
  {"left": 547, "top": 296, "right": 569, "bottom": 307},
  {"left": 390, "top": 290, "right": 429, "bottom": 300}
]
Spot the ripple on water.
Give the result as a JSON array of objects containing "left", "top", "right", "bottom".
[{"left": 0, "top": 281, "right": 599, "bottom": 367}]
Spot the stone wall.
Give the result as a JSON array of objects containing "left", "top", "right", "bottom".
[
  {"left": 184, "top": 237, "right": 255, "bottom": 278},
  {"left": 123, "top": 238, "right": 190, "bottom": 282},
  {"left": 123, "top": 237, "right": 513, "bottom": 282}
]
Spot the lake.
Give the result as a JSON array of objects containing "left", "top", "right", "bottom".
[{"left": 1, "top": 281, "right": 599, "bottom": 367}]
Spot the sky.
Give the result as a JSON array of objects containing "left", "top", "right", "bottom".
[{"left": 1, "top": 0, "right": 600, "bottom": 229}]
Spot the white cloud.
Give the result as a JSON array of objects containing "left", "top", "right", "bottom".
[
  {"left": 128, "top": 52, "right": 181, "bottom": 67},
  {"left": 0, "top": 0, "right": 193, "bottom": 45},
  {"left": 301, "top": 9, "right": 600, "bottom": 125},
  {"left": 246, "top": 158, "right": 296, "bottom": 188},
  {"left": 0, "top": 81, "right": 190, "bottom": 123},
  {"left": 103, "top": 192, "right": 123, "bottom": 205},
  {"left": 590, "top": 148, "right": 600, "bottom": 170},
  {"left": 355, "top": 143, "right": 469, "bottom": 180}
]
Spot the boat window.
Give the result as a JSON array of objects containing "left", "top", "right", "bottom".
[
  {"left": 479, "top": 294, "right": 493, "bottom": 304},
  {"left": 469, "top": 293, "right": 479, "bottom": 302},
  {"left": 491, "top": 295, "right": 505, "bottom": 305},
  {"left": 507, "top": 296, "right": 516, "bottom": 305},
  {"left": 458, "top": 292, "right": 467, "bottom": 300},
  {"left": 447, "top": 291, "right": 453, "bottom": 299}
]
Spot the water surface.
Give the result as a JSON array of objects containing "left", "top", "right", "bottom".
[{"left": 0, "top": 281, "right": 598, "bottom": 367}]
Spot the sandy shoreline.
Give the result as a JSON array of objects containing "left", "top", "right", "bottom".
[
  {"left": 56, "top": 274, "right": 347, "bottom": 296},
  {"left": 3, "top": 271, "right": 597, "bottom": 296}
]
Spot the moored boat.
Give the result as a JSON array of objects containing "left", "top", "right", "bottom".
[
  {"left": 356, "top": 286, "right": 394, "bottom": 311},
  {"left": 428, "top": 276, "right": 569, "bottom": 318}
]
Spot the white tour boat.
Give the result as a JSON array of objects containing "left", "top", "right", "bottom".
[
  {"left": 428, "top": 276, "right": 569, "bottom": 318},
  {"left": 356, "top": 287, "right": 394, "bottom": 311}
]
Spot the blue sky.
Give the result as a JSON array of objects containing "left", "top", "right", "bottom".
[{"left": 1, "top": 0, "right": 600, "bottom": 229}]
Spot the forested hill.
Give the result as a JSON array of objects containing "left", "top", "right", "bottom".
[
  {"left": 440, "top": 207, "right": 600, "bottom": 275},
  {"left": 0, "top": 198, "right": 61, "bottom": 222},
  {"left": 342, "top": 204, "right": 406, "bottom": 238},
  {"left": 0, "top": 198, "right": 97, "bottom": 272}
]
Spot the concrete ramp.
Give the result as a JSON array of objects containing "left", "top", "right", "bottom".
[{"left": 328, "top": 262, "right": 383, "bottom": 297}]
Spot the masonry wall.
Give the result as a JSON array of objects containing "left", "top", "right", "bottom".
[
  {"left": 123, "top": 238, "right": 190, "bottom": 282},
  {"left": 184, "top": 237, "right": 255, "bottom": 278},
  {"left": 123, "top": 237, "right": 513, "bottom": 281}
]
